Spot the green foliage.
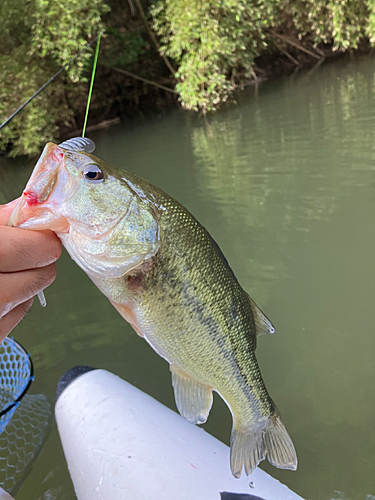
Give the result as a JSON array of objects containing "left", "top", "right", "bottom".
[
  {"left": 283, "top": 0, "right": 371, "bottom": 49},
  {"left": 105, "top": 27, "right": 147, "bottom": 68},
  {"left": 151, "top": 0, "right": 279, "bottom": 111},
  {"left": 0, "top": 0, "right": 108, "bottom": 157},
  {"left": 368, "top": 0, "right": 375, "bottom": 43},
  {"left": 2, "top": 0, "right": 375, "bottom": 157},
  {"left": 151, "top": 0, "right": 375, "bottom": 112}
]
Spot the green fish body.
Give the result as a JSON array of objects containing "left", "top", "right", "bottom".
[{"left": 9, "top": 139, "right": 297, "bottom": 477}]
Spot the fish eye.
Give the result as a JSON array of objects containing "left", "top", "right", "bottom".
[{"left": 82, "top": 164, "right": 104, "bottom": 183}]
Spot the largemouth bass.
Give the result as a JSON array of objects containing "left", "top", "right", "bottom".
[{"left": 9, "top": 137, "right": 297, "bottom": 478}]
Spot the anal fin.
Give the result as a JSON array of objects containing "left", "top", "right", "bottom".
[{"left": 170, "top": 365, "right": 213, "bottom": 425}]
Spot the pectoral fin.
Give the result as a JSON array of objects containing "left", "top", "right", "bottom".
[
  {"left": 170, "top": 366, "right": 213, "bottom": 425},
  {"left": 247, "top": 294, "right": 275, "bottom": 336},
  {"left": 110, "top": 300, "right": 144, "bottom": 338}
]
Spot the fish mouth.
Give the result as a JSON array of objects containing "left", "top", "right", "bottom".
[
  {"left": 8, "top": 143, "right": 70, "bottom": 233},
  {"left": 8, "top": 195, "right": 70, "bottom": 233}
]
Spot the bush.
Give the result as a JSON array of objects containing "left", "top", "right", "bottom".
[
  {"left": 2, "top": 0, "right": 375, "bottom": 156},
  {"left": 0, "top": 0, "right": 108, "bottom": 157},
  {"left": 151, "top": 0, "right": 279, "bottom": 111},
  {"left": 151, "top": 0, "right": 375, "bottom": 111}
]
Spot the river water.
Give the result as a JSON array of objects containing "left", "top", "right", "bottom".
[{"left": 0, "top": 55, "right": 374, "bottom": 500}]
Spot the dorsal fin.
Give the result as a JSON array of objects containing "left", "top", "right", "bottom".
[
  {"left": 247, "top": 294, "right": 275, "bottom": 336},
  {"left": 59, "top": 137, "right": 96, "bottom": 153}
]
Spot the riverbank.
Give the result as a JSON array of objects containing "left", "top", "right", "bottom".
[
  {"left": 2, "top": 0, "right": 375, "bottom": 157},
  {"left": 60, "top": 39, "right": 373, "bottom": 141}
]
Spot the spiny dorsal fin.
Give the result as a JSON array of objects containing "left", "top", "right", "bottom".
[
  {"left": 247, "top": 294, "right": 275, "bottom": 336},
  {"left": 170, "top": 365, "right": 213, "bottom": 425},
  {"left": 59, "top": 137, "right": 96, "bottom": 153}
]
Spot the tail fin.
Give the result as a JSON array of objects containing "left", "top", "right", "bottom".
[
  {"left": 264, "top": 414, "right": 298, "bottom": 471},
  {"left": 230, "top": 412, "right": 297, "bottom": 478}
]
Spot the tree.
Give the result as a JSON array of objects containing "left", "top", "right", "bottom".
[
  {"left": 2, "top": 0, "right": 375, "bottom": 157},
  {"left": 0, "top": 0, "right": 108, "bottom": 157},
  {"left": 151, "top": 0, "right": 375, "bottom": 111}
]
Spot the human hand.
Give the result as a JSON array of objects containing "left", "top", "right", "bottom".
[{"left": 0, "top": 199, "right": 62, "bottom": 341}]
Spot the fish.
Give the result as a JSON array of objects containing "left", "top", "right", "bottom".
[{"left": 8, "top": 137, "right": 297, "bottom": 478}]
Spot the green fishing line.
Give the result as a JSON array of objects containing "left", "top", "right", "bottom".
[{"left": 82, "top": 32, "right": 102, "bottom": 138}]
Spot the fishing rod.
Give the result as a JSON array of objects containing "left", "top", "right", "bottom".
[
  {"left": 4, "top": 35, "right": 103, "bottom": 309},
  {"left": 0, "top": 34, "right": 101, "bottom": 131},
  {"left": 34, "top": 34, "right": 103, "bottom": 308},
  {"left": 82, "top": 33, "right": 102, "bottom": 137}
]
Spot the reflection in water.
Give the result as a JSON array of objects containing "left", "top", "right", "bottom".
[
  {"left": 190, "top": 57, "right": 375, "bottom": 500},
  {"left": 190, "top": 58, "right": 375, "bottom": 307},
  {"left": 331, "top": 493, "right": 375, "bottom": 500},
  {"left": 0, "top": 56, "right": 375, "bottom": 500}
]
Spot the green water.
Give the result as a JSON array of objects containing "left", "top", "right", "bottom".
[{"left": 1, "top": 55, "right": 375, "bottom": 500}]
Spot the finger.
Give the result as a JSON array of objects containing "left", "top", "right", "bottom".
[
  {"left": 0, "top": 226, "right": 61, "bottom": 272},
  {"left": 0, "top": 299, "right": 33, "bottom": 342},
  {"left": 0, "top": 198, "right": 21, "bottom": 225},
  {"left": 0, "top": 264, "right": 57, "bottom": 317}
]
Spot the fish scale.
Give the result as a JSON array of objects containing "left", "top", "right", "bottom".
[{"left": 8, "top": 140, "right": 297, "bottom": 478}]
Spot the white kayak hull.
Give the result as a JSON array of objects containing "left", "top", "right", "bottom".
[
  {"left": 55, "top": 368, "right": 303, "bottom": 500},
  {"left": 0, "top": 488, "right": 14, "bottom": 500}
]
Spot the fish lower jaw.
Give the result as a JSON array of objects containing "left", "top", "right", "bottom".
[
  {"left": 55, "top": 225, "right": 70, "bottom": 235},
  {"left": 39, "top": 217, "right": 70, "bottom": 233},
  {"left": 8, "top": 195, "right": 70, "bottom": 232}
]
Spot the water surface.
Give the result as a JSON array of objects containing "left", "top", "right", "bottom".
[{"left": 1, "top": 55, "right": 375, "bottom": 500}]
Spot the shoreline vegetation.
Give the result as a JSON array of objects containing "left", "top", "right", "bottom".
[{"left": 1, "top": 0, "right": 375, "bottom": 158}]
